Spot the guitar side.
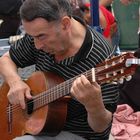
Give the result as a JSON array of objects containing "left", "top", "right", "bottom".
[{"left": 0, "top": 71, "right": 69, "bottom": 139}]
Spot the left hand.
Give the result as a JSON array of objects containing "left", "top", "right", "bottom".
[{"left": 70, "top": 74, "right": 102, "bottom": 109}]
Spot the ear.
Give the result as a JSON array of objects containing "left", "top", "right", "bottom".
[{"left": 61, "top": 16, "right": 71, "bottom": 31}]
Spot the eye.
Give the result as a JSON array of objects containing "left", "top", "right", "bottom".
[{"left": 37, "top": 34, "right": 47, "bottom": 40}]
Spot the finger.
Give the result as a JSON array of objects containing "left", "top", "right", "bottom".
[
  {"left": 70, "top": 78, "right": 80, "bottom": 98},
  {"left": 71, "top": 77, "right": 81, "bottom": 92},
  {"left": 18, "top": 92, "right": 26, "bottom": 109},
  {"left": 7, "top": 91, "right": 19, "bottom": 105},
  {"left": 80, "top": 75, "right": 90, "bottom": 86},
  {"left": 71, "top": 75, "right": 88, "bottom": 93},
  {"left": 91, "top": 81, "right": 100, "bottom": 88},
  {"left": 25, "top": 89, "right": 32, "bottom": 99}
]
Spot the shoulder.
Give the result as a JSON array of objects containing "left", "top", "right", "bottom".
[{"left": 88, "top": 27, "right": 114, "bottom": 58}]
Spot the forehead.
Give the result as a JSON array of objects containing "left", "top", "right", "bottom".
[{"left": 22, "top": 18, "right": 56, "bottom": 36}]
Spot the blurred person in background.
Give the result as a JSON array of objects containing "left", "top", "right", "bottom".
[
  {"left": 0, "top": 0, "right": 23, "bottom": 38},
  {"left": 79, "top": 0, "right": 120, "bottom": 55},
  {"left": 120, "top": 0, "right": 140, "bottom": 47}
]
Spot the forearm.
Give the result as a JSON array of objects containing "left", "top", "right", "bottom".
[
  {"left": 86, "top": 102, "right": 112, "bottom": 132},
  {"left": 0, "top": 52, "right": 21, "bottom": 85}
]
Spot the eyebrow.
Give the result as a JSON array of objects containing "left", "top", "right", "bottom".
[{"left": 32, "top": 33, "right": 46, "bottom": 38}]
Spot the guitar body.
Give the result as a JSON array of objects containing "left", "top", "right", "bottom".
[{"left": 0, "top": 71, "right": 69, "bottom": 140}]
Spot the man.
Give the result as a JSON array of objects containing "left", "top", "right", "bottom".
[
  {"left": 0, "top": 0, "right": 119, "bottom": 139},
  {"left": 118, "top": 0, "right": 140, "bottom": 112},
  {"left": 120, "top": 0, "right": 140, "bottom": 47}
]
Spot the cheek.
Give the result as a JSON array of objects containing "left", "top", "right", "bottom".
[
  {"left": 45, "top": 32, "right": 62, "bottom": 48},
  {"left": 44, "top": 39, "right": 61, "bottom": 50}
]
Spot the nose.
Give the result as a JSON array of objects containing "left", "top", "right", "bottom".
[{"left": 34, "top": 38, "right": 44, "bottom": 49}]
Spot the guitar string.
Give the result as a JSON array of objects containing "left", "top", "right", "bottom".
[
  {"left": 6, "top": 62, "right": 124, "bottom": 115},
  {"left": 6, "top": 65, "right": 107, "bottom": 114},
  {"left": 3, "top": 54, "right": 135, "bottom": 126},
  {"left": 8, "top": 76, "right": 123, "bottom": 115},
  {"left": 6, "top": 57, "right": 125, "bottom": 115}
]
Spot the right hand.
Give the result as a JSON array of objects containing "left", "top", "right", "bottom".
[{"left": 7, "top": 80, "right": 32, "bottom": 109}]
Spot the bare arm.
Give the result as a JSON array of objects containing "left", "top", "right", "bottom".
[
  {"left": 0, "top": 52, "right": 21, "bottom": 84},
  {"left": 0, "top": 52, "right": 32, "bottom": 109},
  {"left": 71, "top": 75, "right": 112, "bottom": 132}
]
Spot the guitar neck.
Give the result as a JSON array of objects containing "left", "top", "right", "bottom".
[{"left": 32, "top": 69, "right": 93, "bottom": 110}]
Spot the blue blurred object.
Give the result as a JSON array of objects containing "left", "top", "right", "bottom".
[
  {"left": 90, "top": 0, "right": 102, "bottom": 33},
  {"left": 93, "top": 26, "right": 103, "bottom": 33},
  {"left": 90, "top": 0, "right": 99, "bottom": 26}
]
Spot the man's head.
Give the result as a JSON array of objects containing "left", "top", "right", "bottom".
[
  {"left": 20, "top": 0, "right": 77, "bottom": 56},
  {"left": 20, "top": 0, "right": 86, "bottom": 58}
]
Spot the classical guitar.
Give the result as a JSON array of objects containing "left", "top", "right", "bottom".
[{"left": 0, "top": 52, "right": 139, "bottom": 140}]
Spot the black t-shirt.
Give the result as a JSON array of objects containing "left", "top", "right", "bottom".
[{"left": 0, "top": 0, "right": 22, "bottom": 16}]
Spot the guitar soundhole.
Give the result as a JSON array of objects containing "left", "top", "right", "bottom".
[{"left": 26, "top": 99, "right": 34, "bottom": 115}]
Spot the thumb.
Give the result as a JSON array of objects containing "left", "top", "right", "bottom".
[{"left": 25, "top": 90, "right": 32, "bottom": 99}]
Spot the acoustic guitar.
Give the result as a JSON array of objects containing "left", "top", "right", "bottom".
[{"left": 0, "top": 52, "right": 139, "bottom": 140}]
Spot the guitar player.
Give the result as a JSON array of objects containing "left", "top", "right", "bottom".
[{"left": 0, "top": 0, "right": 119, "bottom": 139}]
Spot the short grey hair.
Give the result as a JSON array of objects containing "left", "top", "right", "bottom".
[{"left": 20, "top": 0, "right": 72, "bottom": 22}]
